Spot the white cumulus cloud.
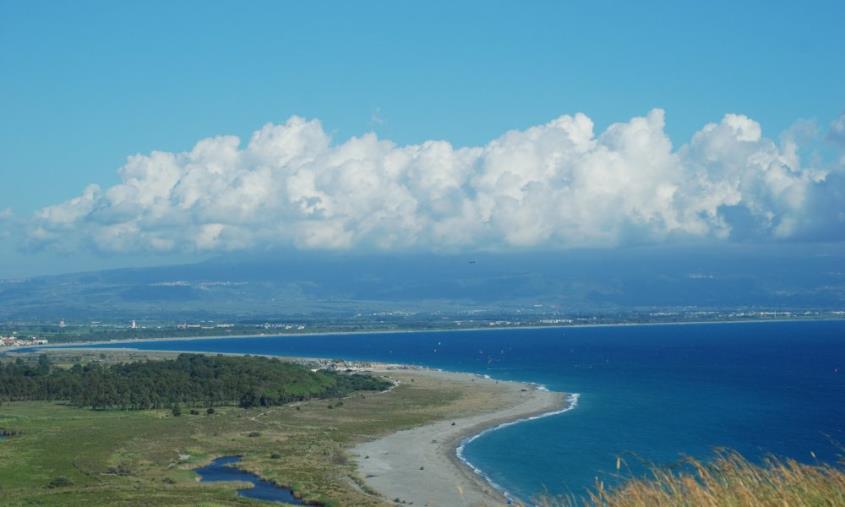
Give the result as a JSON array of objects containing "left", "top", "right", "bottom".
[{"left": 25, "top": 109, "right": 843, "bottom": 254}]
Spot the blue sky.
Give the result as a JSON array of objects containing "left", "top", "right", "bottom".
[{"left": 1, "top": 0, "right": 844, "bottom": 277}]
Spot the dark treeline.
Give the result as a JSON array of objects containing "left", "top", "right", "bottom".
[{"left": 0, "top": 354, "right": 391, "bottom": 410}]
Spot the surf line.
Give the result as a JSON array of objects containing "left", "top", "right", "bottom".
[{"left": 455, "top": 391, "right": 581, "bottom": 505}]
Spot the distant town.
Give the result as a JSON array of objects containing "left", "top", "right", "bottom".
[
  {"left": 0, "top": 335, "right": 49, "bottom": 348},
  {"left": 0, "top": 309, "right": 843, "bottom": 347}
]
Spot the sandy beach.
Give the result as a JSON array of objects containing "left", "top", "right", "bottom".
[
  {"left": 24, "top": 346, "right": 571, "bottom": 505},
  {"left": 353, "top": 368, "right": 568, "bottom": 507}
]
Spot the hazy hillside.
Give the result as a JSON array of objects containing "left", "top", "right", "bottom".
[{"left": 1, "top": 244, "right": 843, "bottom": 321}]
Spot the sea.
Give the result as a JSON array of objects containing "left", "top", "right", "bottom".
[{"left": 58, "top": 320, "right": 845, "bottom": 502}]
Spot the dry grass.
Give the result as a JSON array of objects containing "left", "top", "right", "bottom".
[
  {"left": 539, "top": 450, "right": 845, "bottom": 507},
  {"left": 0, "top": 357, "right": 506, "bottom": 506}
]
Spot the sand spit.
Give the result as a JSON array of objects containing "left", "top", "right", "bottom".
[{"left": 353, "top": 368, "right": 567, "bottom": 506}]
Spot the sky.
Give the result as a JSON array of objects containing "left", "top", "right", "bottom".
[{"left": 1, "top": 0, "right": 844, "bottom": 277}]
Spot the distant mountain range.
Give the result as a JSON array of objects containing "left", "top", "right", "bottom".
[{"left": 1, "top": 244, "right": 843, "bottom": 321}]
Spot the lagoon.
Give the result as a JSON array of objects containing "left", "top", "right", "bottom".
[
  {"left": 195, "top": 455, "right": 309, "bottom": 504},
  {"left": 71, "top": 320, "right": 845, "bottom": 500}
]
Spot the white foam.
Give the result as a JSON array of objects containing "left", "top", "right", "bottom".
[{"left": 456, "top": 392, "right": 580, "bottom": 504}]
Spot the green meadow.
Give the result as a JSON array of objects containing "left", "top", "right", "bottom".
[{"left": 0, "top": 351, "right": 472, "bottom": 506}]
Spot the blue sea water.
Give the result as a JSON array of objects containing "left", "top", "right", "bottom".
[{"left": 68, "top": 320, "right": 845, "bottom": 501}]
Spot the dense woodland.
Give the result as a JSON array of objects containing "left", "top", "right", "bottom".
[{"left": 0, "top": 353, "right": 391, "bottom": 410}]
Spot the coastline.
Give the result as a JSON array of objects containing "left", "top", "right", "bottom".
[
  {"left": 21, "top": 347, "right": 572, "bottom": 505},
  {"left": 454, "top": 392, "right": 580, "bottom": 501},
  {"left": 20, "top": 316, "right": 844, "bottom": 351},
  {"left": 352, "top": 367, "right": 569, "bottom": 506}
]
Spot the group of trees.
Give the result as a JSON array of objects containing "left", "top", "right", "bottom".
[{"left": 0, "top": 353, "right": 391, "bottom": 410}]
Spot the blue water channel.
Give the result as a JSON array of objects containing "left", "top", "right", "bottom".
[{"left": 195, "top": 455, "right": 311, "bottom": 504}]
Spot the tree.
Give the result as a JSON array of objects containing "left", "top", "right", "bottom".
[
  {"left": 0, "top": 353, "right": 391, "bottom": 411},
  {"left": 36, "top": 354, "right": 50, "bottom": 375}
]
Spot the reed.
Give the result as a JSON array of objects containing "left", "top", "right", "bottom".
[{"left": 539, "top": 450, "right": 845, "bottom": 507}]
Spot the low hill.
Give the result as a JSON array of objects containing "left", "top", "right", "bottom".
[{"left": 2, "top": 244, "right": 844, "bottom": 322}]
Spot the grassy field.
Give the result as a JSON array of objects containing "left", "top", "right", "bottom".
[
  {"left": 0, "top": 350, "right": 503, "bottom": 506},
  {"left": 4, "top": 351, "right": 843, "bottom": 506}
]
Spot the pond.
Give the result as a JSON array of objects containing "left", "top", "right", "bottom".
[{"left": 195, "top": 455, "right": 313, "bottom": 505}]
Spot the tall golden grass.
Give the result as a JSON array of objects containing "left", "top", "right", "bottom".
[{"left": 538, "top": 450, "right": 845, "bottom": 507}]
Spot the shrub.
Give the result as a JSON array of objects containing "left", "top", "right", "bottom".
[
  {"left": 106, "top": 464, "right": 131, "bottom": 476},
  {"left": 47, "top": 477, "right": 73, "bottom": 489}
]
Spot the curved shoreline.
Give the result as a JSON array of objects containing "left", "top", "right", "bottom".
[
  {"left": 353, "top": 369, "right": 570, "bottom": 506},
  {"left": 31, "top": 345, "right": 573, "bottom": 504},
  {"left": 27, "top": 346, "right": 573, "bottom": 504},
  {"left": 454, "top": 392, "right": 581, "bottom": 503}
]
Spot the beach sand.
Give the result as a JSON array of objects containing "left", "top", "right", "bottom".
[
  {"left": 24, "top": 347, "right": 569, "bottom": 505},
  {"left": 353, "top": 368, "right": 567, "bottom": 507}
]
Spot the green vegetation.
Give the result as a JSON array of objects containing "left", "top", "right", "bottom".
[
  {"left": 8, "top": 352, "right": 842, "bottom": 506},
  {"left": 540, "top": 451, "right": 845, "bottom": 507},
  {"left": 0, "top": 353, "right": 390, "bottom": 410},
  {"left": 0, "top": 350, "right": 491, "bottom": 506}
]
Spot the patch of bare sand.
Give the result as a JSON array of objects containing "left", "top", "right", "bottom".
[{"left": 353, "top": 368, "right": 566, "bottom": 506}]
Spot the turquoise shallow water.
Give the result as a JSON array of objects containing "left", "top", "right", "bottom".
[{"left": 65, "top": 320, "right": 845, "bottom": 501}]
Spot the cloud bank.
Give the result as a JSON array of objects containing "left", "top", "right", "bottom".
[{"left": 26, "top": 109, "right": 845, "bottom": 254}]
